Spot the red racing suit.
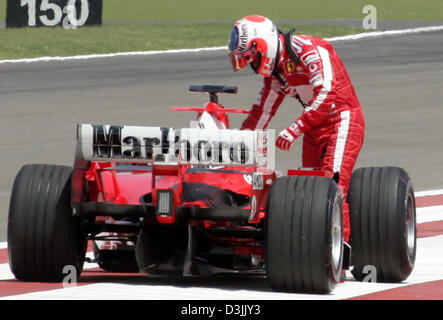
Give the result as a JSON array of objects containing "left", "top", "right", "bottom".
[{"left": 241, "top": 35, "right": 365, "bottom": 243}]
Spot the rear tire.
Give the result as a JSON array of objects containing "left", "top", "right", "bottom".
[
  {"left": 348, "top": 167, "right": 416, "bottom": 282},
  {"left": 8, "top": 164, "right": 86, "bottom": 282},
  {"left": 266, "top": 176, "right": 343, "bottom": 294}
]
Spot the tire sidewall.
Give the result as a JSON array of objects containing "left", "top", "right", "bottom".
[
  {"left": 326, "top": 190, "right": 344, "bottom": 285},
  {"left": 397, "top": 178, "right": 417, "bottom": 277}
]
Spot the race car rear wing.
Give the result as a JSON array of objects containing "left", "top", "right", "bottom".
[{"left": 76, "top": 124, "right": 275, "bottom": 170}]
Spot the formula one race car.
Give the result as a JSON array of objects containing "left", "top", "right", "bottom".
[{"left": 7, "top": 85, "right": 417, "bottom": 294}]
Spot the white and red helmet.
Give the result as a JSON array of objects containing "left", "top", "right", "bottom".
[{"left": 228, "top": 15, "right": 280, "bottom": 77}]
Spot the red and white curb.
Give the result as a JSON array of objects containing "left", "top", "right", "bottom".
[{"left": 0, "top": 189, "right": 442, "bottom": 300}]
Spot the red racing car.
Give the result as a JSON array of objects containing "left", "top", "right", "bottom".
[{"left": 7, "top": 85, "right": 416, "bottom": 294}]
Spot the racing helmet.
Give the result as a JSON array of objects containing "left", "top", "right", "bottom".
[{"left": 228, "top": 15, "right": 280, "bottom": 77}]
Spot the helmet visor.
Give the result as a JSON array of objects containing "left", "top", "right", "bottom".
[{"left": 228, "top": 45, "right": 258, "bottom": 72}]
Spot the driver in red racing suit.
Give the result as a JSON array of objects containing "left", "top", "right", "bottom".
[{"left": 228, "top": 15, "right": 365, "bottom": 244}]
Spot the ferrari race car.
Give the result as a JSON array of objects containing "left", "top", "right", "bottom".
[{"left": 7, "top": 85, "right": 417, "bottom": 294}]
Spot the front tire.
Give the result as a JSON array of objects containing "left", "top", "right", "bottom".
[
  {"left": 266, "top": 176, "right": 343, "bottom": 294},
  {"left": 8, "top": 164, "right": 86, "bottom": 282}
]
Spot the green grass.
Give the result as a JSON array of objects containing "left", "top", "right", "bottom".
[
  {"left": 2, "top": 0, "right": 442, "bottom": 21},
  {"left": 101, "top": 0, "right": 443, "bottom": 21},
  {"left": 0, "top": 23, "right": 367, "bottom": 60},
  {"left": 0, "top": 0, "right": 5, "bottom": 20}
]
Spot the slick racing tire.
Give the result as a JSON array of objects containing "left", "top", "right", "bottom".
[
  {"left": 8, "top": 165, "right": 87, "bottom": 282},
  {"left": 266, "top": 176, "right": 344, "bottom": 294},
  {"left": 348, "top": 167, "right": 416, "bottom": 282}
]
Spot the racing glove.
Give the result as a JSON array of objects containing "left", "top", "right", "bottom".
[{"left": 276, "top": 122, "right": 302, "bottom": 151}]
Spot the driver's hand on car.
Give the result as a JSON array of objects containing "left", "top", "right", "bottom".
[{"left": 276, "top": 122, "right": 302, "bottom": 151}]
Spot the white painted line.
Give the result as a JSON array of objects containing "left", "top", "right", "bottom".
[
  {"left": 416, "top": 205, "right": 443, "bottom": 224},
  {"left": 0, "top": 46, "right": 227, "bottom": 65},
  {"left": 0, "top": 252, "right": 98, "bottom": 281},
  {"left": 0, "top": 25, "right": 442, "bottom": 65},
  {"left": 408, "top": 234, "right": 443, "bottom": 283},
  {"left": 415, "top": 188, "right": 443, "bottom": 197},
  {"left": 0, "top": 263, "right": 14, "bottom": 281},
  {"left": 325, "top": 25, "right": 443, "bottom": 42}
]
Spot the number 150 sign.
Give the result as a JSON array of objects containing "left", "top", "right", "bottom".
[{"left": 6, "top": 0, "right": 102, "bottom": 28}]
